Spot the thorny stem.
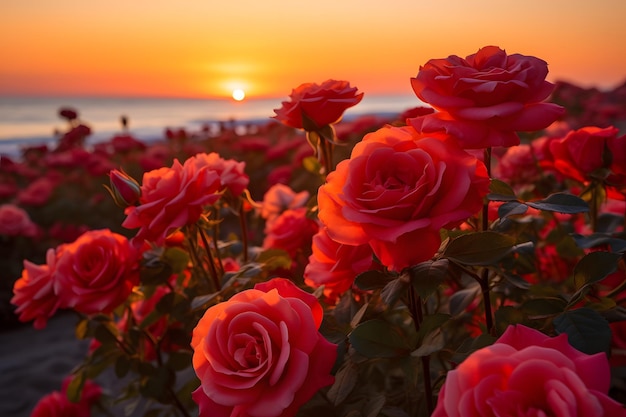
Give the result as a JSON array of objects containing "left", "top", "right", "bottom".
[
  {"left": 198, "top": 226, "right": 222, "bottom": 291},
  {"left": 482, "top": 147, "right": 494, "bottom": 335},
  {"left": 320, "top": 136, "right": 334, "bottom": 175},
  {"left": 239, "top": 203, "right": 249, "bottom": 263},
  {"left": 408, "top": 285, "right": 434, "bottom": 415},
  {"left": 185, "top": 230, "right": 214, "bottom": 291}
]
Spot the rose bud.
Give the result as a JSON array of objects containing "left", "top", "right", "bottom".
[{"left": 105, "top": 169, "right": 141, "bottom": 208}]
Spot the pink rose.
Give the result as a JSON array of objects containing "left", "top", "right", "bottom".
[
  {"left": 17, "top": 177, "right": 56, "bottom": 206},
  {"left": 409, "top": 45, "right": 564, "bottom": 148},
  {"left": 0, "top": 203, "right": 38, "bottom": 237},
  {"left": 191, "top": 278, "right": 337, "bottom": 417},
  {"left": 54, "top": 229, "right": 139, "bottom": 315},
  {"left": 11, "top": 248, "right": 61, "bottom": 329},
  {"left": 187, "top": 152, "right": 249, "bottom": 198},
  {"left": 317, "top": 125, "right": 490, "bottom": 271},
  {"left": 262, "top": 207, "right": 319, "bottom": 260},
  {"left": 273, "top": 79, "right": 364, "bottom": 130},
  {"left": 259, "top": 183, "right": 310, "bottom": 225},
  {"left": 549, "top": 126, "right": 619, "bottom": 183},
  {"left": 433, "top": 324, "right": 626, "bottom": 417},
  {"left": 123, "top": 154, "right": 223, "bottom": 246},
  {"left": 304, "top": 227, "right": 374, "bottom": 302}
]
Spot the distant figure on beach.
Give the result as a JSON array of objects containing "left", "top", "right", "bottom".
[{"left": 120, "top": 115, "right": 129, "bottom": 132}]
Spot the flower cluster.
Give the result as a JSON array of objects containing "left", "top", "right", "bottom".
[{"left": 6, "top": 45, "right": 626, "bottom": 417}]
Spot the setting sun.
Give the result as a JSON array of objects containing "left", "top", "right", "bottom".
[{"left": 232, "top": 88, "right": 246, "bottom": 101}]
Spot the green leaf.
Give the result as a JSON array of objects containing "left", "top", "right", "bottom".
[
  {"left": 416, "top": 313, "right": 451, "bottom": 343},
  {"left": 553, "top": 308, "right": 612, "bottom": 355},
  {"left": 488, "top": 179, "right": 518, "bottom": 201},
  {"left": 163, "top": 247, "right": 190, "bottom": 274},
  {"left": 326, "top": 362, "right": 359, "bottom": 406},
  {"left": 115, "top": 355, "right": 131, "bottom": 378},
  {"left": 412, "top": 313, "right": 450, "bottom": 357},
  {"left": 448, "top": 285, "right": 480, "bottom": 317},
  {"left": 75, "top": 318, "right": 89, "bottom": 340},
  {"left": 494, "top": 306, "right": 526, "bottom": 334},
  {"left": 302, "top": 155, "right": 322, "bottom": 174},
  {"left": 573, "top": 251, "right": 622, "bottom": 290},
  {"left": 354, "top": 269, "right": 394, "bottom": 290},
  {"left": 65, "top": 371, "right": 86, "bottom": 403},
  {"left": 526, "top": 193, "right": 589, "bottom": 214},
  {"left": 443, "top": 231, "right": 516, "bottom": 266},
  {"left": 381, "top": 273, "right": 410, "bottom": 307},
  {"left": 521, "top": 297, "right": 567, "bottom": 318},
  {"left": 140, "top": 366, "right": 174, "bottom": 400},
  {"left": 572, "top": 233, "right": 626, "bottom": 252},
  {"left": 349, "top": 319, "right": 412, "bottom": 358},
  {"left": 409, "top": 259, "right": 449, "bottom": 299},
  {"left": 167, "top": 351, "right": 193, "bottom": 371},
  {"left": 498, "top": 201, "right": 529, "bottom": 218}
]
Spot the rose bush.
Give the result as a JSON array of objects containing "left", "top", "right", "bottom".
[
  {"left": 317, "top": 125, "right": 490, "bottom": 271},
  {"left": 409, "top": 45, "right": 564, "bottom": 148},
  {"left": 191, "top": 278, "right": 337, "bottom": 417},
  {"left": 432, "top": 325, "right": 626, "bottom": 417}
]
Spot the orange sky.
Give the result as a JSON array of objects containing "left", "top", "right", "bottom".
[{"left": 1, "top": 0, "right": 625, "bottom": 99}]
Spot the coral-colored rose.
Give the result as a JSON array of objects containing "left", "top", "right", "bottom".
[
  {"left": 259, "top": 183, "right": 310, "bottom": 225},
  {"left": 11, "top": 248, "right": 61, "bottom": 329},
  {"left": 549, "top": 126, "right": 619, "bottom": 183},
  {"left": 0, "top": 203, "right": 38, "bottom": 237},
  {"left": 318, "top": 125, "right": 490, "bottom": 271},
  {"left": 433, "top": 324, "right": 626, "bottom": 417},
  {"left": 273, "top": 79, "right": 364, "bottom": 130},
  {"left": 187, "top": 152, "right": 249, "bottom": 198},
  {"left": 31, "top": 376, "right": 101, "bottom": 417},
  {"left": 123, "top": 155, "right": 223, "bottom": 246},
  {"left": 304, "top": 227, "right": 374, "bottom": 302},
  {"left": 54, "top": 229, "right": 139, "bottom": 315},
  {"left": 409, "top": 45, "right": 564, "bottom": 148},
  {"left": 262, "top": 207, "right": 319, "bottom": 260},
  {"left": 191, "top": 278, "right": 337, "bottom": 417}
]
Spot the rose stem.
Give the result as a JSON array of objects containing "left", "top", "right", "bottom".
[
  {"left": 408, "top": 284, "right": 434, "bottom": 414},
  {"left": 239, "top": 202, "right": 249, "bottom": 263},
  {"left": 185, "top": 231, "right": 214, "bottom": 291},
  {"left": 482, "top": 147, "right": 494, "bottom": 335},
  {"left": 198, "top": 226, "right": 222, "bottom": 291}
]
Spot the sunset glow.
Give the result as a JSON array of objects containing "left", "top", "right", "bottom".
[{"left": 1, "top": 1, "right": 625, "bottom": 99}]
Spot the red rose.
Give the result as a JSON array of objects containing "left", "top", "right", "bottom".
[
  {"left": 409, "top": 45, "right": 564, "bottom": 148},
  {"left": 31, "top": 376, "right": 101, "bottom": 417},
  {"left": 262, "top": 207, "right": 319, "bottom": 260},
  {"left": 11, "top": 249, "right": 61, "bottom": 329},
  {"left": 54, "top": 229, "right": 139, "bottom": 315},
  {"left": 318, "top": 125, "right": 490, "bottom": 271},
  {"left": 273, "top": 79, "right": 364, "bottom": 130},
  {"left": 123, "top": 154, "right": 223, "bottom": 246},
  {"left": 0, "top": 203, "right": 38, "bottom": 237},
  {"left": 549, "top": 126, "right": 618, "bottom": 183},
  {"left": 191, "top": 278, "right": 337, "bottom": 417},
  {"left": 304, "top": 227, "right": 374, "bottom": 303},
  {"left": 433, "top": 324, "right": 626, "bottom": 417},
  {"left": 259, "top": 183, "right": 310, "bottom": 226},
  {"left": 187, "top": 152, "right": 249, "bottom": 198},
  {"left": 107, "top": 169, "right": 142, "bottom": 207}
]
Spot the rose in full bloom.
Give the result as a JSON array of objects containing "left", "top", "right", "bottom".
[
  {"left": 11, "top": 248, "right": 61, "bottom": 329},
  {"left": 259, "top": 183, "right": 310, "bottom": 226},
  {"left": 0, "top": 203, "right": 38, "bottom": 237},
  {"left": 317, "top": 125, "right": 490, "bottom": 271},
  {"left": 122, "top": 154, "right": 223, "bottom": 246},
  {"left": 186, "top": 152, "right": 249, "bottom": 198},
  {"left": 191, "top": 278, "right": 337, "bottom": 417},
  {"left": 31, "top": 376, "right": 101, "bottom": 417},
  {"left": 273, "top": 79, "right": 364, "bottom": 131},
  {"left": 262, "top": 207, "right": 319, "bottom": 261},
  {"left": 549, "top": 126, "right": 619, "bottom": 183},
  {"left": 304, "top": 227, "right": 374, "bottom": 303},
  {"left": 409, "top": 45, "right": 564, "bottom": 148},
  {"left": 432, "top": 324, "right": 626, "bottom": 417},
  {"left": 54, "top": 229, "right": 139, "bottom": 315}
]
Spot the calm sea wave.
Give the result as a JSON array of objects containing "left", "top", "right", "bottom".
[{"left": 0, "top": 95, "right": 424, "bottom": 157}]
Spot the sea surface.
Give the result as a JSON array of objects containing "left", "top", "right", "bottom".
[{"left": 0, "top": 95, "right": 424, "bottom": 158}]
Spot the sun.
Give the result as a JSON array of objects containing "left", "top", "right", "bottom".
[{"left": 232, "top": 88, "right": 246, "bottom": 101}]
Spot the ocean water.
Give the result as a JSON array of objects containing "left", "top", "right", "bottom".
[{"left": 0, "top": 95, "right": 424, "bottom": 157}]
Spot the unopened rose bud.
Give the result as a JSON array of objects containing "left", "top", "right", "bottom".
[{"left": 105, "top": 169, "right": 141, "bottom": 208}]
